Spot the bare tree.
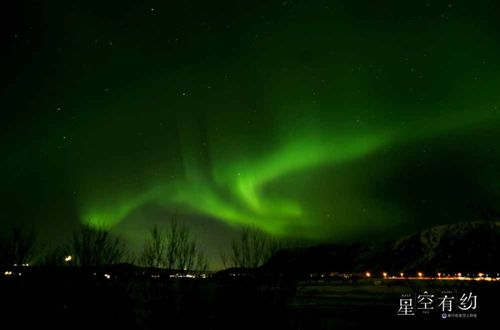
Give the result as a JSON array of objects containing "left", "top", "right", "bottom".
[
  {"left": 71, "top": 224, "right": 126, "bottom": 267},
  {"left": 140, "top": 225, "right": 167, "bottom": 268},
  {"left": 227, "top": 226, "right": 282, "bottom": 268},
  {"left": 195, "top": 251, "right": 209, "bottom": 273},
  {"left": 176, "top": 227, "right": 196, "bottom": 271},
  {"left": 165, "top": 218, "right": 181, "bottom": 269},
  {"left": 0, "top": 225, "right": 37, "bottom": 266},
  {"left": 140, "top": 217, "right": 209, "bottom": 272},
  {"left": 40, "top": 245, "right": 70, "bottom": 266},
  {"left": 219, "top": 250, "right": 229, "bottom": 270},
  {"left": 165, "top": 217, "right": 206, "bottom": 272}
]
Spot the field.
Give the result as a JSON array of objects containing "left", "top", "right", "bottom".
[{"left": 1, "top": 270, "right": 498, "bottom": 329}]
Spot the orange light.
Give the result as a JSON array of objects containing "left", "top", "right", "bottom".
[
  {"left": 417, "top": 272, "right": 423, "bottom": 278},
  {"left": 400, "top": 272, "right": 404, "bottom": 277},
  {"left": 382, "top": 272, "right": 388, "bottom": 278},
  {"left": 365, "top": 272, "right": 371, "bottom": 278},
  {"left": 437, "top": 273, "right": 442, "bottom": 277}
]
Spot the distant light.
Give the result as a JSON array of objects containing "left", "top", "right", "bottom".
[
  {"left": 104, "top": 273, "right": 111, "bottom": 279},
  {"left": 382, "top": 272, "right": 388, "bottom": 278},
  {"left": 478, "top": 273, "right": 484, "bottom": 278},
  {"left": 365, "top": 272, "right": 371, "bottom": 278},
  {"left": 22, "top": 263, "right": 30, "bottom": 267},
  {"left": 417, "top": 272, "right": 423, "bottom": 278},
  {"left": 437, "top": 273, "right": 442, "bottom": 277},
  {"left": 400, "top": 273, "right": 404, "bottom": 277},
  {"left": 64, "top": 255, "right": 72, "bottom": 262},
  {"left": 4, "top": 271, "right": 13, "bottom": 276},
  {"left": 457, "top": 273, "right": 462, "bottom": 277}
]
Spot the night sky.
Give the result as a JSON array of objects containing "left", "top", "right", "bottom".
[{"left": 2, "top": 1, "right": 500, "bottom": 266}]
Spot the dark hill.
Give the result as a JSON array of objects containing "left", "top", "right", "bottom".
[{"left": 263, "top": 221, "right": 500, "bottom": 275}]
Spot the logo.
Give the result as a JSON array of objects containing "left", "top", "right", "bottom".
[{"left": 397, "top": 291, "right": 478, "bottom": 319}]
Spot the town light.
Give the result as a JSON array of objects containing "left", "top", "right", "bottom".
[
  {"left": 382, "top": 272, "right": 388, "bottom": 278},
  {"left": 365, "top": 272, "right": 371, "bottom": 278},
  {"left": 417, "top": 272, "right": 423, "bottom": 278},
  {"left": 400, "top": 272, "right": 404, "bottom": 277},
  {"left": 64, "top": 255, "right": 73, "bottom": 262}
]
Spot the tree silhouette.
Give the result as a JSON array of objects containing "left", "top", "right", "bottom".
[
  {"left": 40, "top": 245, "right": 70, "bottom": 266},
  {"left": 141, "top": 225, "right": 166, "bottom": 268},
  {"left": 71, "top": 224, "right": 126, "bottom": 267},
  {"left": 140, "top": 217, "right": 208, "bottom": 272},
  {"left": 227, "top": 226, "right": 282, "bottom": 268},
  {"left": 0, "top": 225, "right": 37, "bottom": 266}
]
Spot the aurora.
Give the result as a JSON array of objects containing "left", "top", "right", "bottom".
[{"left": 2, "top": 0, "right": 500, "bottom": 262}]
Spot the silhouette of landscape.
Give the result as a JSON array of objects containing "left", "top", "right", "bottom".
[
  {"left": 3, "top": 1, "right": 500, "bottom": 329},
  {"left": 1, "top": 221, "right": 499, "bottom": 329}
]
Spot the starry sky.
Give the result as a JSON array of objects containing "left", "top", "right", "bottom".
[{"left": 2, "top": 0, "right": 500, "bottom": 266}]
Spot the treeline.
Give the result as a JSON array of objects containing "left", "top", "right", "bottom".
[{"left": 0, "top": 218, "right": 285, "bottom": 271}]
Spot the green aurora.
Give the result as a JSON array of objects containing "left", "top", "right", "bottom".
[
  {"left": 2, "top": 1, "right": 500, "bottom": 260},
  {"left": 81, "top": 104, "right": 499, "bottom": 239}
]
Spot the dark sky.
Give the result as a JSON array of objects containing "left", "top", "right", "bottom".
[{"left": 2, "top": 0, "right": 500, "bottom": 266}]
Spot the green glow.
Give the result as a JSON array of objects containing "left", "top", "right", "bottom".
[
  {"left": 4, "top": 1, "right": 500, "bottom": 249},
  {"left": 78, "top": 104, "right": 499, "bottom": 238}
]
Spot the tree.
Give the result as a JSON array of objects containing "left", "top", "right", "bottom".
[
  {"left": 176, "top": 226, "right": 196, "bottom": 271},
  {"left": 0, "top": 225, "right": 37, "bottom": 266},
  {"left": 140, "top": 225, "right": 167, "bottom": 268},
  {"left": 169, "top": 218, "right": 208, "bottom": 272},
  {"left": 165, "top": 218, "right": 181, "bottom": 269},
  {"left": 219, "top": 251, "right": 230, "bottom": 270},
  {"left": 195, "top": 251, "right": 209, "bottom": 273},
  {"left": 226, "top": 226, "right": 282, "bottom": 268},
  {"left": 40, "top": 245, "right": 70, "bottom": 266},
  {"left": 140, "top": 217, "right": 208, "bottom": 272},
  {"left": 71, "top": 224, "right": 126, "bottom": 267}
]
